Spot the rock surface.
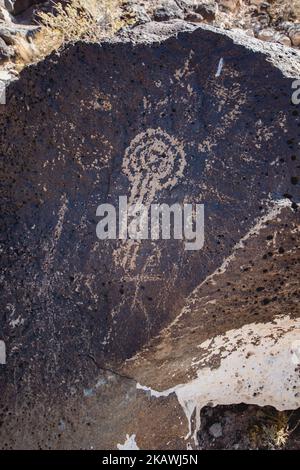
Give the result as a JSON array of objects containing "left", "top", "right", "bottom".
[
  {"left": 4, "top": 0, "right": 45, "bottom": 15},
  {"left": 152, "top": 0, "right": 184, "bottom": 22},
  {"left": 0, "top": 0, "right": 299, "bottom": 77},
  {"left": 0, "top": 20, "right": 299, "bottom": 449},
  {"left": 0, "top": 35, "right": 13, "bottom": 59}
]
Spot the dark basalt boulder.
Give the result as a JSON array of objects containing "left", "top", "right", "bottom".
[
  {"left": 152, "top": 1, "right": 184, "bottom": 22},
  {"left": 0, "top": 21, "right": 299, "bottom": 449}
]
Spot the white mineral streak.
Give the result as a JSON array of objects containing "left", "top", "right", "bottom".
[
  {"left": 117, "top": 434, "right": 140, "bottom": 450},
  {"left": 215, "top": 58, "right": 224, "bottom": 77},
  {"left": 137, "top": 315, "right": 300, "bottom": 445}
]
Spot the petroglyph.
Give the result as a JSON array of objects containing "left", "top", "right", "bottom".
[
  {"left": 174, "top": 51, "right": 195, "bottom": 82},
  {"left": 122, "top": 128, "right": 186, "bottom": 207},
  {"left": 114, "top": 128, "right": 186, "bottom": 271},
  {"left": 1, "top": 19, "right": 300, "bottom": 450},
  {"left": 199, "top": 83, "right": 247, "bottom": 159},
  {"left": 42, "top": 193, "right": 68, "bottom": 278}
]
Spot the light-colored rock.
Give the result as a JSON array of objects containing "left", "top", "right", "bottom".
[
  {"left": 245, "top": 29, "right": 255, "bottom": 37},
  {"left": 257, "top": 13, "right": 270, "bottom": 28},
  {"left": 209, "top": 423, "right": 223, "bottom": 438},
  {"left": 257, "top": 28, "right": 274, "bottom": 42},
  {"left": 124, "top": 3, "right": 150, "bottom": 24},
  {"left": 0, "top": 23, "right": 39, "bottom": 45},
  {"left": 184, "top": 11, "right": 203, "bottom": 23},
  {"left": 288, "top": 26, "right": 300, "bottom": 47},
  {"left": 193, "top": 2, "right": 216, "bottom": 21},
  {"left": 279, "top": 21, "right": 294, "bottom": 33},
  {"left": 0, "top": 69, "right": 11, "bottom": 79},
  {"left": 218, "top": 0, "right": 240, "bottom": 13},
  {"left": 0, "top": 35, "right": 14, "bottom": 60},
  {"left": 153, "top": 1, "right": 184, "bottom": 22},
  {"left": 274, "top": 32, "right": 292, "bottom": 47}
]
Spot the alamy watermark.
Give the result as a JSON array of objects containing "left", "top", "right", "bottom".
[
  {"left": 0, "top": 340, "right": 6, "bottom": 365},
  {"left": 96, "top": 196, "right": 204, "bottom": 251},
  {"left": 291, "top": 80, "right": 300, "bottom": 105},
  {"left": 0, "top": 82, "right": 6, "bottom": 105},
  {"left": 0, "top": 72, "right": 10, "bottom": 105}
]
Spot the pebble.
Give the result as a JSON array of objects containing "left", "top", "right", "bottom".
[
  {"left": 209, "top": 422, "right": 223, "bottom": 438},
  {"left": 257, "top": 28, "right": 274, "bottom": 42}
]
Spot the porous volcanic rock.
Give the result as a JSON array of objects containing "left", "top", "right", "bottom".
[{"left": 0, "top": 20, "right": 299, "bottom": 449}]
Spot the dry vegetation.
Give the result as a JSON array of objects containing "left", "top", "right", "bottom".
[
  {"left": 249, "top": 410, "right": 299, "bottom": 449},
  {"left": 14, "top": 0, "right": 128, "bottom": 70},
  {"left": 11, "top": 0, "right": 300, "bottom": 71},
  {"left": 269, "top": 0, "right": 300, "bottom": 24}
]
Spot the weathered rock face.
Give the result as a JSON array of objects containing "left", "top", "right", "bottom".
[
  {"left": 0, "top": 35, "right": 13, "bottom": 60},
  {"left": 4, "top": 0, "right": 45, "bottom": 15},
  {"left": 0, "top": 21, "right": 299, "bottom": 449},
  {"left": 152, "top": 0, "right": 184, "bottom": 22},
  {"left": 123, "top": 1, "right": 300, "bottom": 51}
]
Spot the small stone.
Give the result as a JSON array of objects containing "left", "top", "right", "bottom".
[
  {"left": 209, "top": 422, "right": 222, "bottom": 438},
  {"left": 288, "top": 26, "right": 300, "bottom": 47},
  {"left": 123, "top": 3, "right": 151, "bottom": 25},
  {"left": 279, "top": 21, "right": 294, "bottom": 33},
  {"left": 274, "top": 33, "right": 291, "bottom": 47},
  {"left": 257, "top": 28, "right": 274, "bottom": 42},
  {"left": 184, "top": 11, "right": 203, "bottom": 23},
  {"left": 257, "top": 13, "right": 270, "bottom": 28},
  {"left": 0, "top": 6, "right": 7, "bottom": 21},
  {"left": 194, "top": 3, "right": 216, "bottom": 22},
  {"left": 218, "top": 0, "right": 239, "bottom": 13},
  {"left": 259, "top": 2, "right": 271, "bottom": 11},
  {"left": 245, "top": 29, "right": 255, "bottom": 37}
]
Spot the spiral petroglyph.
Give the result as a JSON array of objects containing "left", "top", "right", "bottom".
[
  {"left": 112, "top": 128, "right": 187, "bottom": 271},
  {"left": 122, "top": 128, "right": 186, "bottom": 207}
]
